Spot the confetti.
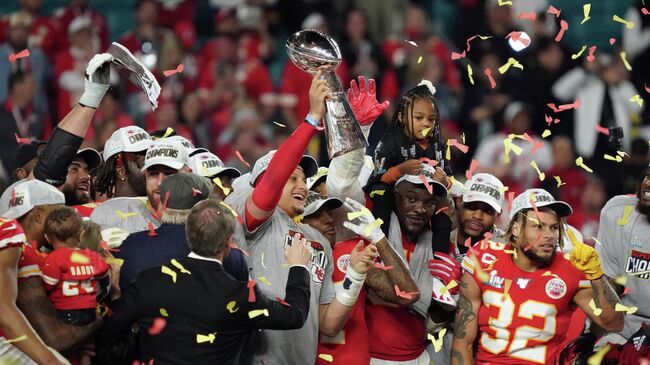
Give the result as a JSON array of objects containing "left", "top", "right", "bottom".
[
  {"left": 171, "top": 259, "right": 191, "bottom": 274},
  {"left": 405, "top": 40, "right": 418, "bottom": 47},
  {"left": 547, "top": 5, "right": 561, "bottom": 18},
  {"left": 617, "top": 205, "right": 633, "bottom": 226},
  {"left": 581, "top": 4, "right": 591, "bottom": 24},
  {"left": 610, "top": 37, "right": 617, "bottom": 45},
  {"left": 588, "top": 299, "right": 602, "bottom": 316},
  {"left": 3, "top": 334, "right": 27, "bottom": 344},
  {"left": 604, "top": 154, "right": 623, "bottom": 163},
  {"left": 497, "top": 0, "right": 512, "bottom": 6},
  {"left": 517, "top": 12, "right": 537, "bottom": 20},
  {"left": 467, "top": 64, "right": 475, "bottom": 85},
  {"left": 615, "top": 303, "right": 638, "bottom": 314},
  {"left": 273, "top": 121, "right": 286, "bottom": 128},
  {"left": 419, "top": 157, "right": 439, "bottom": 167},
  {"left": 226, "top": 301, "right": 239, "bottom": 313},
  {"left": 247, "top": 280, "right": 256, "bottom": 302},
  {"left": 148, "top": 221, "right": 158, "bottom": 237},
  {"left": 258, "top": 276, "right": 271, "bottom": 285},
  {"left": 196, "top": 333, "right": 216, "bottom": 344},
  {"left": 646, "top": 84, "right": 650, "bottom": 94},
  {"left": 554, "top": 176, "right": 566, "bottom": 188},
  {"left": 394, "top": 285, "right": 418, "bottom": 299},
  {"left": 275, "top": 297, "right": 292, "bottom": 307},
  {"left": 417, "top": 56, "right": 423, "bottom": 64},
  {"left": 163, "top": 64, "right": 185, "bottom": 77},
  {"left": 448, "top": 139, "right": 469, "bottom": 153},
  {"left": 613, "top": 14, "right": 635, "bottom": 29},
  {"left": 587, "top": 344, "right": 611, "bottom": 365},
  {"left": 620, "top": 52, "right": 632, "bottom": 71},
  {"left": 160, "top": 308, "right": 169, "bottom": 317},
  {"left": 435, "top": 206, "right": 449, "bottom": 215},
  {"left": 503, "top": 138, "right": 523, "bottom": 164},
  {"left": 575, "top": 157, "right": 593, "bottom": 173},
  {"left": 427, "top": 328, "right": 447, "bottom": 352},
  {"left": 542, "top": 129, "right": 552, "bottom": 138},
  {"left": 506, "top": 31, "right": 531, "bottom": 48},
  {"left": 364, "top": 218, "right": 383, "bottom": 237},
  {"left": 545, "top": 114, "right": 560, "bottom": 126},
  {"left": 522, "top": 133, "right": 545, "bottom": 153},
  {"left": 161, "top": 265, "right": 177, "bottom": 283},
  {"left": 148, "top": 317, "right": 166, "bottom": 335},
  {"left": 555, "top": 20, "right": 569, "bottom": 42},
  {"left": 571, "top": 45, "right": 587, "bottom": 60},
  {"left": 70, "top": 251, "right": 91, "bottom": 264},
  {"left": 368, "top": 189, "right": 386, "bottom": 199},
  {"left": 643, "top": 8, "right": 650, "bottom": 15},
  {"left": 162, "top": 127, "right": 175, "bottom": 138},
  {"left": 464, "top": 237, "right": 472, "bottom": 248},
  {"left": 498, "top": 57, "right": 524, "bottom": 74},
  {"left": 105, "top": 257, "right": 124, "bottom": 266},
  {"left": 421, "top": 127, "right": 431, "bottom": 138},
  {"left": 507, "top": 192, "right": 514, "bottom": 211},
  {"left": 504, "top": 249, "right": 518, "bottom": 259},
  {"left": 451, "top": 51, "right": 466, "bottom": 60},
  {"left": 466, "top": 159, "right": 479, "bottom": 180},
  {"left": 630, "top": 94, "right": 644, "bottom": 107},
  {"left": 465, "top": 35, "right": 493, "bottom": 53},
  {"left": 248, "top": 309, "right": 270, "bottom": 318},
  {"left": 318, "top": 354, "right": 334, "bottom": 362},
  {"left": 115, "top": 210, "right": 138, "bottom": 219},
  {"left": 615, "top": 275, "right": 627, "bottom": 286},
  {"left": 484, "top": 68, "right": 496, "bottom": 89},
  {"left": 595, "top": 124, "right": 610, "bottom": 135},
  {"left": 8, "top": 49, "right": 30, "bottom": 64},
  {"left": 586, "top": 46, "right": 597, "bottom": 62},
  {"left": 14, "top": 133, "right": 31, "bottom": 144},
  {"left": 212, "top": 177, "right": 231, "bottom": 196},
  {"left": 530, "top": 161, "right": 545, "bottom": 181},
  {"left": 235, "top": 150, "right": 251, "bottom": 168},
  {"left": 529, "top": 196, "right": 542, "bottom": 222},
  {"left": 219, "top": 201, "right": 242, "bottom": 224},
  {"left": 347, "top": 207, "right": 371, "bottom": 221}
]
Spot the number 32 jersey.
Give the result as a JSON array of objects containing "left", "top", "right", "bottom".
[{"left": 461, "top": 242, "right": 591, "bottom": 365}]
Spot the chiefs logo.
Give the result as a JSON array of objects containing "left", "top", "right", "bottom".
[
  {"left": 337, "top": 254, "right": 351, "bottom": 273},
  {"left": 545, "top": 277, "right": 567, "bottom": 299}
]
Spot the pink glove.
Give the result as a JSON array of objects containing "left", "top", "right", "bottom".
[
  {"left": 347, "top": 76, "right": 390, "bottom": 126},
  {"left": 428, "top": 252, "right": 462, "bottom": 296}
]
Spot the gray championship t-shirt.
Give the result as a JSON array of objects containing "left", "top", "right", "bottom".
[
  {"left": 90, "top": 197, "right": 160, "bottom": 233},
  {"left": 226, "top": 193, "right": 335, "bottom": 364},
  {"left": 596, "top": 195, "right": 650, "bottom": 338}
]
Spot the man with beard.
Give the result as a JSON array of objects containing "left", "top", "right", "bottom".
[
  {"left": 60, "top": 148, "right": 102, "bottom": 212},
  {"left": 595, "top": 166, "right": 650, "bottom": 340},
  {"left": 452, "top": 188, "right": 624, "bottom": 365}
]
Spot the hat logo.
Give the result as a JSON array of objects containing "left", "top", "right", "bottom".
[
  {"left": 531, "top": 192, "right": 553, "bottom": 204},
  {"left": 9, "top": 195, "right": 24, "bottom": 208},
  {"left": 469, "top": 183, "right": 501, "bottom": 200},
  {"left": 146, "top": 148, "right": 178, "bottom": 159},
  {"left": 201, "top": 160, "right": 222, "bottom": 169},
  {"left": 128, "top": 132, "right": 148, "bottom": 144}
]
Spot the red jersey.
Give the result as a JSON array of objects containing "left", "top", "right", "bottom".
[
  {"left": 317, "top": 237, "right": 370, "bottom": 365},
  {"left": 366, "top": 235, "right": 426, "bottom": 361},
  {"left": 40, "top": 247, "right": 109, "bottom": 310},
  {"left": 461, "top": 241, "right": 591, "bottom": 365}
]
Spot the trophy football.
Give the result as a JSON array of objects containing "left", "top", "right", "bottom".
[{"left": 286, "top": 30, "right": 369, "bottom": 158}]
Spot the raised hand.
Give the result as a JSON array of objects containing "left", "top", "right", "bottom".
[
  {"left": 350, "top": 240, "right": 378, "bottom": 274},
  {"left": 342, "top": 198, "right": 385, "bottom": 244},
  {"left": 347, "top": 76, "right": 390, "bottom": 126},
  {"left": 308, "top": 70, "right": 333, "bottom": 123}
]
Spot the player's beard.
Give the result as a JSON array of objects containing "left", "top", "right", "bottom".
[
  {"left": 636, "top": 200, "right": 650, "bottom": 223},
  {"left": 63, "top": 185, "right": 89, "bottom": 205},
  {"left": 521, "top": 243, "right": 556, "bottom": 266},
  {"left": 126, "top": 167, "right": 147, "bottom": 196}
]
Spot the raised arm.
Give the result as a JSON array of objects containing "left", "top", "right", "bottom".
[
  {"left": 451, "top": 271, "right": 481, "bottom": 365},
  {"left": 244, "top": 71, "right": 329, "bottom": 231}
]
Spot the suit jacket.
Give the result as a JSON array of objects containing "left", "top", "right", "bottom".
[{"left": 97, "top": 256, "right": 311, "bottom": 364}]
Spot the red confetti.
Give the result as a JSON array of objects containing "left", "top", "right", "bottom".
[
  {"left": 522, "top": 133, "right": 545, "bottom": 154},
  {"left": 14, "top": 133, "right": 31, "bottom": 144},
  {"left": 523, "top": 243, "right": 533, "bottom": 251},
  {"left": 555, "top": 20, "right": 568, "bottom": 42},
  {"left": 596, "top": 124, "right": 610, "bottom": 135},
  {"left": 448, "top": 139, "right": 469, "bottom": 154},
  {"left": 517, "top": 11, "right": 537, "bottom": 20},
  {"left": 642, "top": 8, "right": 649, "bottom": 15},
  {"left": 529, "top": 197, "right": 542, "bottom": 222},
  {"left": 418, "top": 175, "right": 433, "bottom": 195},
  {"left": 435, "top": 206, "right": 449, "bottom": 215},
  {"left": 235, "top": 150, "right": 251, "bottom": 168},
  {"left": 507, "top": 192, "right": 514, "bottom": 211},
  {"left": 464, "top": 237, "right": 472, "bottom": 248},
  {"left": 100, "top": 240, "right": 119, "bottom": 253},
  {"left": 451, "top": 51, "right": 466, "bottom": 60},
  {"left": 545, "top": 114, "right": 560, "bottom": 126},
  {"left": 465, "top": 159, "right": 479, "bottom": 180},
  {"left": 191, "top": 188, "right": 203, "bottom": 197},
  {"left": 247, "top": 280, "right": 256, "bottom": 302},
  {"left": 623, "top": 287, "right": 631, "bottom": 295},
  {"left": 148, "top": 317, "right": 166, "bottom": 335},
  {"left": 8, "top": 49, "right": 30, "bottom": 64},
  {"left": 483, "top": 232, "right": 493, "bottom": 241},
  {"left": 163, "top": 64, "right": 184, "bottom": 77},
  {"left": 609, "top": 38, "right": 616, "bottom": 45},
  {"left": 586, "top": 46, "right": 597, "bottom": 63},
  {"left": 506, "top": 31, "right": 531, "bottom": 47},
  {"left": 559, "top": 99, "right": 581, "bottom": 111},
  {"left": 645, "top": 84, "right": 650, "bottom": 94},
  {"left": 547, "top": 5, "right": 561, "bottom": 18},
  {"left": 419, "top": 157, "right": 438, "bottom": 167},
  {"left": 394, "top": 285, "right": 418, "bottom": 300},
  {"left": 275, "top": 297, "right": 292, "bottom": 307},
  {"left": 147, "top": 222, "right": 158, "bottom": 237},
  {"left": 484, "top": 68, "right": 496, "bottom": 89}
]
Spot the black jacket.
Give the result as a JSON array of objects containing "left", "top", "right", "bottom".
[{"left": 97, "top": 257, "right": 311, "bottom": 364}]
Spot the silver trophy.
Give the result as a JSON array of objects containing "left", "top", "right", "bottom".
[{"left": 287, "top": 30, "right": 368, "bottom": 158}]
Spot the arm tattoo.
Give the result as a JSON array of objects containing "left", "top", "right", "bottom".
[
  {"left": 602, "top": 279, "right": 621, "bottom": 307},
  {"left": 452, "top": 349, "right": 464, "bottom": 365},
  {"left": 591, "top": 285, "right": 601, "bottom": 309},
  {"left": 453, "top": 293, "right": 476, "bottom": 339}
]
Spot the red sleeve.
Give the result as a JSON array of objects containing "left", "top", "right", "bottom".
[
  {"left": 40, "top": 251, "right": 64, "bottom": 291},
  {"left": 0, "top": 219, "right": 25, "bottom": 251}
]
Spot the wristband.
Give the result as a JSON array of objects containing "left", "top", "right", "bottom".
[
  {"left": 335, "top": 266, "right": 366, "bottom": 307},
  {"left": 78, "top": 78, "right": 110, "bottom": 109},
  {"left": 304, "top": 114, "right": 322, "bottom": 128}
]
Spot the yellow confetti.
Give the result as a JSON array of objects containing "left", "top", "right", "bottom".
[
  {"left": 542, "top": 271, "right": 559, "bottom": 278},
  {"left": 615, "top": 275, "right": 627, "bottom": 286},
  {"left": 575, "top": 157, "right": 593, "bottom": 173},
  {"left": 273, "top": 121, "right": 286, "bottom": 128},
  {"left": 503, "top": 138, "right": 523, "bottom": 164},
  {"left": 476, "top": 265, "right": 490, "bottom": 283},
  {"left": 498, "top": 57, "right": 524, "bottom": 74},
  {"left": 70, "top": 251, "right": 90, "bottom": 264},
  {"left": 617, "top": 205, "right": 634, "bottom": 226},
  {"left": 258, "top": 276, "right": 271, "bottom": 286},
  {"left": 504, "top": 249, "right": 518, "bottom": 259},
  {"left": 620, "top": 52, "right": 632, "bottom": 71},
  {"left": 161, "top": 265, "right": 177, "bottom": 283},
  {"left": 421, "top": 127, "right": 431, "bottom": 138},
  {"left": 162, "top": 127, "right": 175, "bottom": 138},
  {"left": 497, "top": 0, "right": 512, "bottom": 5},
  {"left": 365, "top": 218, "right": 383, "bottom": 237},
  {"left": 171, "top": 259, "right": 191, "bottom": 274},
  {"left": 554, "top": 176, "right": 566, "bottom": 188},
  {"left": 630, "top": 94, "right": 644, "bottom": 107},
  {"left": 446, "top": 280, "right": 458, "bottom": 290},
  {"left": 105, "top": 257, "right": 124, "bottom": 267},
  {"left": 160, "top": 308, "right": 169, "bottom": 317},
  {"left": 530, "top": 161, "right": 545, "bottom": 181},
  {"left": 3, "top": 335, "right": 27, "bottom": 344},
  {"left": 616, "top": 151, "right": 629, "bottom": 158},
  {"left": 571, "top": 45, "right": 587, "bottom": 60},
  {"left": 604, "top": 154, "right": 623, "bottom": 163},
  {"left": 318, "top": 354, "right": 334, "bottom": 362},
  {"left": 201, "top": 165, "right": 209, "bottom": 176},
  {"left": 581, "top": 4, "right": 591, "bottom": 24},
  {"left": 613, "top": 14, "right": 635, "bottom": 29},
  {"left": 226, "top": 301, "right": 239, "bottom": 313},
  {"left": 347, "top": 208, "right": 370, "bottom": 221},
  {"left": 219, "top": 201, "right": 238, "bottom": 217},
  {"left": 589, "top": 299, "right": 602, "bottom": 316},
  {"left": 615, "top": 303, "right": 638, "bottom": 314},
  {"left": 417, "top": 55, "right": 423, "bottom": 64},
  {"left": 467, "top": 64, "right": 474, "bottom": 85},
  {"left": 445, "top": 143, "right": 451, "bottom": 160},
  {"left": 196, "top": 332, "right": 216, "bottom": 344},
  {"left": 369, "top": 190, "right": 385, "bottom": 198},
  {"left": 588, "top": 344, "right": 611, "bottom": 365},
  {"left": 293, "top": 214, "right": 303, "bottom": 224},
  {"left": 248, "top": 309, "right": 270, "bottom": 318},
  {"left": 115, "top": 210, "right": 138, "bottom": 219},
  {"left": 427, "top": 328, "right": 447, "bottom": 352},
  {"left": 542, "top": 129, "right": 552, "bottom": 138},
  {"left": 213, "top": 177, "right": 231, "bottom": 196}
]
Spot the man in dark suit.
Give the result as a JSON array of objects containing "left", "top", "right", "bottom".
[{"left": 97, "top": 199, "right": 313, "bottom": 364}]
